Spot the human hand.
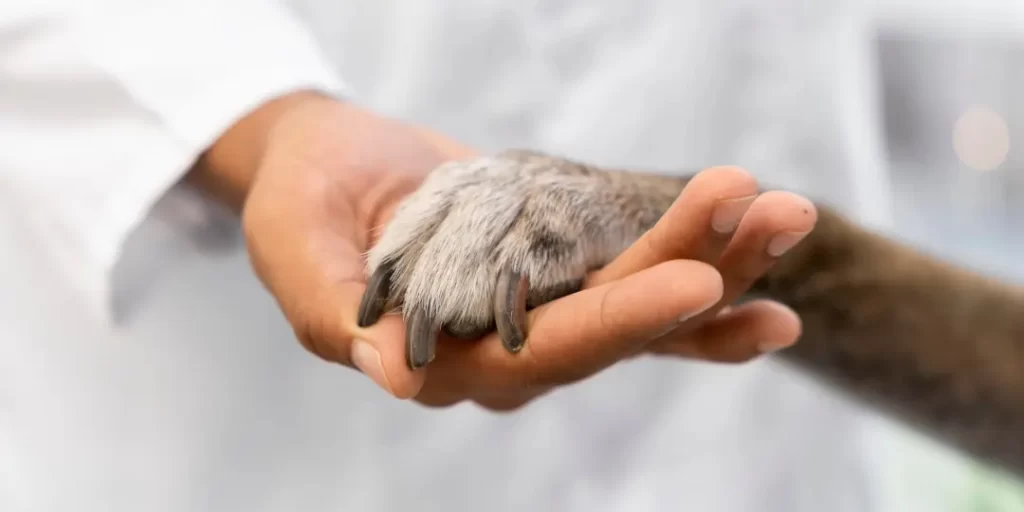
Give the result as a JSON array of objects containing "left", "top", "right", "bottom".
[
  {"left": 356, "top": 149, "right": 817, "bottom": 409},
  {"left": 192, "top": 92, "right": 815, "bottom": 409}
]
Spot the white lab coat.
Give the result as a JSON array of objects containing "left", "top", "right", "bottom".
[{"left": 1, "top": 1, "right": 894, "bottom": 510}]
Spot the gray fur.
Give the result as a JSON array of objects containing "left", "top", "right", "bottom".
[{"left": 366, "top": 149, "right": 680, "bottom": 336}]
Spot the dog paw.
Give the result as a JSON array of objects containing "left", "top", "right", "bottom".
[{"left": 357, "top": 150, "right": 673, "bottom": 369}]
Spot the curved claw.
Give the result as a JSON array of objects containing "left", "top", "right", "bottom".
[
  {"left": 405, "top": 307, "right": 438, "bottom": 370},
  {"left": 358, "top": 261, "right": 395, "bottom": 328},
  {"left": 494, "top": 269, "right": 530, "bottom": 354}
]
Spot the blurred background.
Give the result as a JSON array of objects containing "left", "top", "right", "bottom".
[
  {"left": 874, "top": 0, "right": 1024, "bottom": 281},
  {"left": 861, "top": 0, "right": 1024, "bottom": 509},
  {"left": 8, "top": 0, "right": 1024, "bottom": 510}
]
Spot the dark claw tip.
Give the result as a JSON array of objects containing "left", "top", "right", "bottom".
[
  {"left": 405, "top": 308, "right": 438, "bottom": 370},
  {"left": 358, "top": 262, "right": 394, "bottom": 328},
  {"left": 494, "top": 269, "right": 530, "bottom": 354}
]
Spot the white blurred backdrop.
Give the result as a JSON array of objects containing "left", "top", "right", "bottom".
[{"left": 6, "top": 1, "right": 1024, "bottom": 510}]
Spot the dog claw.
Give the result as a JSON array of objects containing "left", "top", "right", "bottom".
[
  {"left": 405, "top": 307, "right": 437, "bottom": 370},
  {"left": 495, "top": 269, "right": 529, "bottom": 353},
  {"left": 358, "top": 261, "right": 395, "bottom": 328}
]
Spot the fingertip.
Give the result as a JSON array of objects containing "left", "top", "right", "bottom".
[
  {"left": 749, "top": 299, "right": 803, "bottom": 351},
  {"left": 713, "top": 298, "right": 802, "bottom": 353},
  {"left": 784, "top": 192, "right": 818, "bottom": 228},
  {"left": 691, "top": 165, "right": 758, "bottom": 189},
  {"left": 752, "top": 191, "right": 819, "bottom": 231},
  {"left": 674, "top": 166, "right": 759, "bottom": 216},
  {"left": 352, "top": 314, "right": 427, "bottom": 399},
  {"left": 649, "top": 298, "right": 802, "bottom": 363}
]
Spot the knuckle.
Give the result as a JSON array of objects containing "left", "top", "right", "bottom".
[{"left": 291, "top": 320, "right": 339, "bottom": 365}]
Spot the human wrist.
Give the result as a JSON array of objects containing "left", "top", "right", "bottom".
[{"left": 187, "top": 89, "right": 334, "bottom": 213}]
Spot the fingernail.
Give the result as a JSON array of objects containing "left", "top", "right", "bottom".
[
  {"left": 767, "top": 231, "right": 810, "bottom": 257},
  {"left": 758, "top": 339, "right": 796, "bottom": 353},
  {"left": 711, "top": 195, "right": 757, "bottom": 234},
  {"left": 648, "top": 322, "right": 678, "bottom": 341},
  {"left": 678, "top": 297, "right": 720, "bottom": 324},
  {"left": 351, "top": 339, "right": 394, "bottom": 395}
]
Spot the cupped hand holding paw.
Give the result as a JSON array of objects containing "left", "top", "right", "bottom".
[{"left": 195, "top": 92, "right": 816, "bottom": 411}]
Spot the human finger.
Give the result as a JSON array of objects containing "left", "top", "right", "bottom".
[
  {"left": 427, "top": 259, "right": 723, "bottom": 391},
  {"left": 648, "top": 299, "right": 802, "bottom": 362},
  {"left": 587, "top": 166, "right": 758, "bottom": 288},
  {"left": 702, "top": 191, "right": 816, "bottom": 315}
]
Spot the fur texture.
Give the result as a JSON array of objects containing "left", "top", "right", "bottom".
[{"left": 366, "top": 150, "right": 682, "bottom": 338}]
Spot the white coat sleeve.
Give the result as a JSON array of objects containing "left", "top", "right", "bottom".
[{"left": 0, "top": 1, "right": 348, "bottom": 324}]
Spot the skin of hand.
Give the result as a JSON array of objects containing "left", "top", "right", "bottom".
[{"left": 187, "top": 90, "right": 818, "bottom": 410}]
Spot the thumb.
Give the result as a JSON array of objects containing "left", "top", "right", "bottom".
[
  {"left": 248, "top": 223, "right": 426, "bottom": 399},
  {"left": 332, "top": 280, "right": 427, "bottom": 399},
  {"left": 284, "top": 274, "right": 427, "bottom": 399}
]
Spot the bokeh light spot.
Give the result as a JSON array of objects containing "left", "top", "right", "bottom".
[{"left": 953, "top": 105, "right": 1010, "bottom": 172}]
